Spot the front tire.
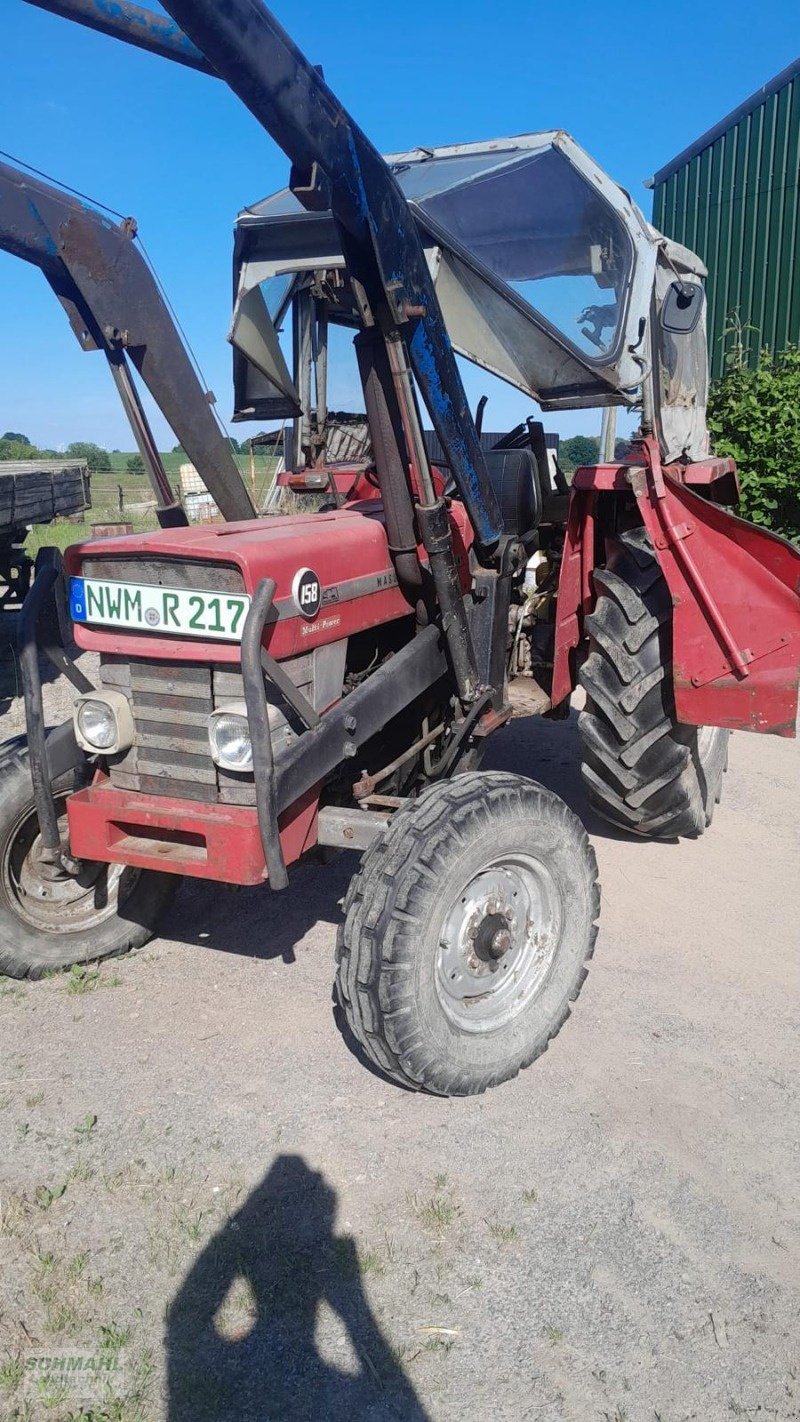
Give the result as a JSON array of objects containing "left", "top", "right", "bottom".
[
  {"left": 335, "top": 772, "right": 600, "bottom": 1096},
  {"left": 579, "top": 527, "right": 729, "bottom": 839},
  {"left": 0, "top": 745, "right": 178, "bottom": 979}
]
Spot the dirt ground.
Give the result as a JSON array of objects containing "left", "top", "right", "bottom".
[{"left": 0, "top": 652, "right": 798, "bottom": 1422}]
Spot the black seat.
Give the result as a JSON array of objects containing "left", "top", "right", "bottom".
[{"left": 482, "top": 447, "right": 542, "bottom": 537}]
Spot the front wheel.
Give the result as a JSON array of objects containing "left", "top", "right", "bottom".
[
  {"left": 335, "top": 772, "right": 600, "bottom": 1096},
  {"left": 0, "top": 744, "right": 178, "bottom": 979}
]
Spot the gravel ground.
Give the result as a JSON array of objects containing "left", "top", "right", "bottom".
[{"left": 0, "top": 653, "right": 798, "bottom": 1422}]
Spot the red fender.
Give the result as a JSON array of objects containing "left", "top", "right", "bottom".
[{"left": 553, "top": 440, "right": 800, "bottom": 736}]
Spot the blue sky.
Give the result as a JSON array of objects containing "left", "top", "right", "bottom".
[{"left": 0, "top": 0, "right": 796, "bottom": 451}]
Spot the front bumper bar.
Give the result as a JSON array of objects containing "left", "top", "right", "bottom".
[{"left": 66, "top": 782, "right": 320, "bottom": 885}]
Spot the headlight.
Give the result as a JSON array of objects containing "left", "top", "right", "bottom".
[
  {"left": 74, "top": 692, "right": 134, "bottom": 755},
  {"left": 208, "top": 703, "right": 253, "bottom": 772}
]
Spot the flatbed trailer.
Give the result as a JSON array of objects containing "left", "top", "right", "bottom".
[{"left": 0, "top": 460, "right": 90, "bottom": 606}]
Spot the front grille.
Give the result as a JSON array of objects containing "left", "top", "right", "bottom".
[
  {"left": 100, "top": 656, "right": 257, "bottom": 806},
  {"left": 88, "top": 560, "right": 319, "bottom": 808}
]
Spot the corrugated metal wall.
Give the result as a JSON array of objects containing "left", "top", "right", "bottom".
[{"left": 653, "top": 64, "right": 799, "bottom": 379}]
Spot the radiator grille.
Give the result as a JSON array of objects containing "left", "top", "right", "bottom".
[
  {"left": 82, "top": 556, "right": 244, "bottom": 593},
  {"left": 100, "top": 656, "right": 257, "bottom": 806}
]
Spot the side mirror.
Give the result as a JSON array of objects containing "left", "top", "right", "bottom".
[{"left": 660, "top": 280, "right": 704, "bottom": 335}]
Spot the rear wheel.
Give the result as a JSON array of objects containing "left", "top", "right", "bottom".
[
  {"left": 335, "top": 772, "right": 599, "bottom": 1096},
  {"left": 578, "top": 527, "right": 729, "bottom": 839},
  {"left": 0, "top": 745, "right": 178, "bottom": 979}
]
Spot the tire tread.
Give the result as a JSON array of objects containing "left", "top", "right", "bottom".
[
  {"left": 579, "top": 528, "right": 729, "bottom": 839},
  {"left": 336, "top": 773, "right": 600, "bottom": 1096}
]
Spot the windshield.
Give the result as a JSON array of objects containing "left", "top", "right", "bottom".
[
  {"left": 262, "top": 272, "right": 295, "bottom": 326},
  {"left": 419, "top": 146, "right": 632, "bottom": 358}
]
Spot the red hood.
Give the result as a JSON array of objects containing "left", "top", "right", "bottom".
[{"left": 65, "top": 507, "right": 412, "bottom": 663}]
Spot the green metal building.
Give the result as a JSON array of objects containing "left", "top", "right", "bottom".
[{"left": 650, "top": 58, "right": 800, "bottom": 378}]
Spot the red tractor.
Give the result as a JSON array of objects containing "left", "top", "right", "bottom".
[{"left": 3, "top": 0, "right": 798, "bottom": 1096}]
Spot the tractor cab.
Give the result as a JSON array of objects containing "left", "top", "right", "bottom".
[{"left": 232, "top": 131, "right": 708, "bottom": 469}]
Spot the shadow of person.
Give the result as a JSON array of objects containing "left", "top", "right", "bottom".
[{"left": 166, "top": 1155, "right": 429, "bottom": 1422}]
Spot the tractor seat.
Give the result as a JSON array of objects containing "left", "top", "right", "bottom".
[{"left": 482, "top": 447, "right": 543, "bottom": 537}]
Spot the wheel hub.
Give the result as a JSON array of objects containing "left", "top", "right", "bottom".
[
  {"left": 472, "top": 911, "right": 513, "bottom": 962},
  {"left": 4, "top": 799, "right": 137, "bottom": 935},
  {"left": 436, "top": 858, "right": 562, "bottom": 1033}
]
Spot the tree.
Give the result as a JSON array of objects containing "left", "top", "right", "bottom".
[
  {"left": 559, "top": 435, "right": 600, "bottom": 472},
  {"left": 708, "top": 344, "right": 800, "bottom": 543},
  {"left": 126, "top": 454, "right": 146, "bottom": 476},
  {"left": 66, "top": 441, "right": 112, "bottom": 473},
  {"left": 1, "top": 431, "right": 31, "bottom": 445},
  {"left": 0, "top": 437, "right": 41, "bottom": 461},
  {"left": 171, "top": 444, "right": 186, "bottom": 455}
]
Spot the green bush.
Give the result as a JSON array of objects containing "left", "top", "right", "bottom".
[
  {"left": 559, "top": 435, "right": 599, "bottom": 472},
  {"left": 708, "top": 345, "right": 800, "bottom": 543},
  {"left": 66, "top": 440, "right": 112, "bottom": 473}
]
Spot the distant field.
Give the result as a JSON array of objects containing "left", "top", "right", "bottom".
[
  {"left": 23, "top": 452, "right": 279, "bottom": 558},
  {"left": 105, "top": 450, "right": 277, "bottom": 493},
  {"left": 25, "top": 518, "right": 155, "bottom": 558}
]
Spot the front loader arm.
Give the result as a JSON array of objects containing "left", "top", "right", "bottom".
[
  {"left": 23, "top": 0, "right": 503, "bottom": 553},
  {"left": 0, "top": 159, "right": 255, "bottom": 523}
]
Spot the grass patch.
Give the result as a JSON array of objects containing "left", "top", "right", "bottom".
[
  {"left": 0, "top": 984, "right": 26, "bottom": 1003},
  {"left": 486, "top": 1220, "right": 519, "bottom": 1244},
  {"left": 74, "top": 1113, "right": 99, "bottom": 1141},
  {"left": 67, "top": 1251, "right": 89, "bottom": 1283},
  {"left": 66, "top": 965, "right": 101, "bottom": 996},
  {"left": 412, "top": 1177, "right": 462, "bottom": 1233},
  {"left": 423, "top": 1335, "right": 456, "bottom": 1356},
  {"left": 68, "top": 1159, "right": 95, "bottom": 1185},
  {"left": 358, "top": 1248, "right": 386, "bottom": 1277},
  {"left": 98, "top": 1323, "right": 131, "bottom": 1354},
  {"left": 0, "top": 1357, "right": 25, "bottom": 1392},
  {"left": 34, "top": 1181, "right": 68, "bottom": 1211},
  {"left": 416, "top": 1194, "right": 460, "bottom": 1231}
]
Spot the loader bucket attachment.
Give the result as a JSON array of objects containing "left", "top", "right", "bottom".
[{"left": 635, "top": 475, "right": 800, "bottom": 737}]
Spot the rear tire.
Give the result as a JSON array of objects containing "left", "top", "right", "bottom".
[
  {"left": 0, "top": 745, "right": 178, "bottom": 979},
  {"left": 578, "top": 527, "right": 729, "bottom": 839},
  {"left": 335, "top": 772, "right": 599, "bottom": 1096}
]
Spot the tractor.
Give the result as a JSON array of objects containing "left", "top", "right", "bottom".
[{"left": 2, "top": 0, "right": 798, "bottom": 1096}]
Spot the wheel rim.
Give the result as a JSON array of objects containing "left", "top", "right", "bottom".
[
  {"left": 2, "top": 791, "right": 140, "bottom": 935},
  {"left": 435, "top": 854, "right": 563, "bottom": 1033}
]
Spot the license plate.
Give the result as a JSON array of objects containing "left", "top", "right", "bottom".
[{"left": 69, "top": 576, "right": 251, "bottom": 642}]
